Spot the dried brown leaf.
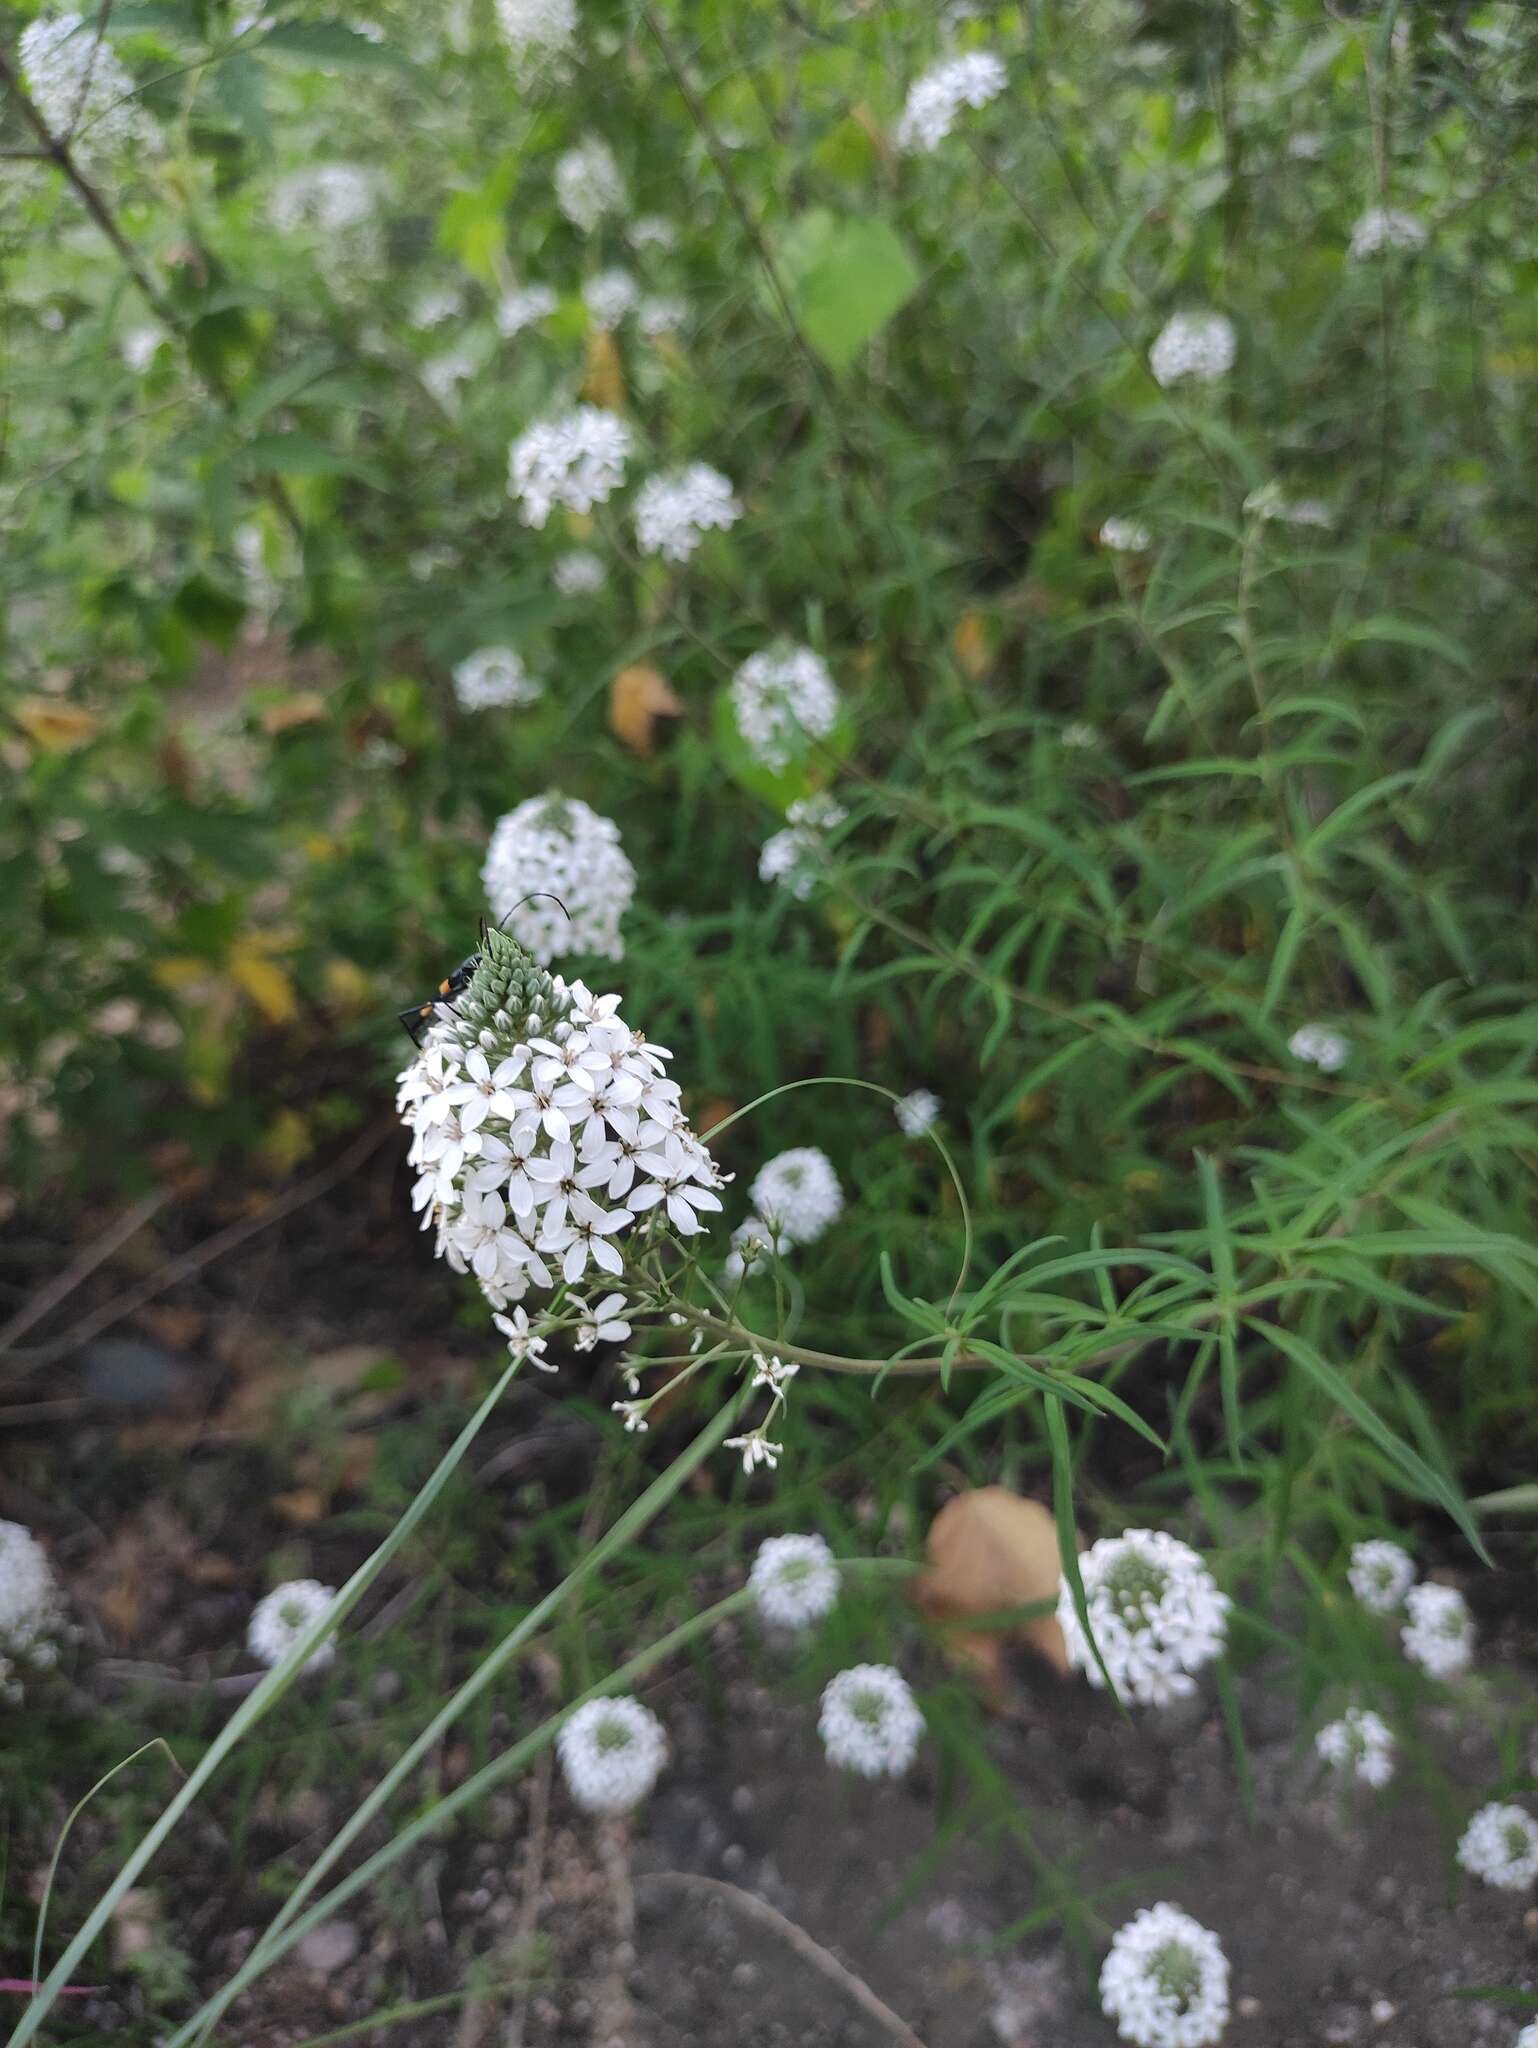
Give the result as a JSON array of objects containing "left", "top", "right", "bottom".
[
  {"left": 911, "top": 1485, "right": 1071, "bottom": 1694},
  {"left": 609, "top": 662, "right": 682, "bottom": 756}
]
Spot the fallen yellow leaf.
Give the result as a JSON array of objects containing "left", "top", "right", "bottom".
[
  {"left": 609, "top": 662, "right": 682, "bottom": 756},
  {"left": 951, "top": 610, "right": 991, "bottom": 679},
  {"left": 582, "top": 327, "right": 626, "bottom": 412},
  {"left": 15, "top": 699, "right": 99, "bottom": 752},
  {"left": 230, "top": 949, "right": 298, "bottom": 1026}
]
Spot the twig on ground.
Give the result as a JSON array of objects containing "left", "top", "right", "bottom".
[
  {"left": 0, "top": 1187, "right": 171, "bottom": 1354},
  {"left": 497, "top": 1750, "right": 555, "bottom": 2048}
]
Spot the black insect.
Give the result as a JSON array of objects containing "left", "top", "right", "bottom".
[{"left": 396, "top": 897, "right": 570, "bottom": 1045}]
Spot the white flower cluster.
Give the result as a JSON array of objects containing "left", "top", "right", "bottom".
[
  {"left": 639, "top": 296, "right": 686, "bottom": 340},
  {"left": 583, "top": 268, "right": 639, "bottom": 332},
  {"left": 1099, "top": 1903, "right": 1231, "bottom": 2048},
  {"left": 819, "top": 1664, "right": 925, "bottom": 1777},
  {"left": 749, "top": 1533, "right": 840, "bottom": 1632},
  {"left": 411, "top": 285, "right": 463, "bottom": 330},
  {"left": 1517, "top": 2027, "right": 1538, "bottom": 2048},
  {"left": 495, "top": 0, "right": 576, "bottom": 68},
  {"left": 0, "top": 1521, "right": 66, "bottom": 1701},
  {"left": 1457, "top": 1802, "right": 1538, "bottom": 1891},
  {"left": 557, "top": 1695, "right": 667, "bottom": 1813},
  {"left": 247, "top": 1580, "right": 337, "bottom": 1674},
  {"left": 556, "top": 137, "right": 624, "bottom": 233},
  {"left": 270, "top": 164, "right": 375, "bottom": 234},
  {"left": 423, "top": 347, "right": 478, "bottom": 406},
  {"left": 1288, "top": 1023, "right": 1348, "bottom": 1073},
  {"left": 1316, "top": 1708, "right": 1395, "bottom": 1789},
  {"left": 1349, "top": 207, "right": 1427, "bottom": 259},
  {"left": 1347, "top": 1538, "right": 1415, "bottom": 1613},
  {"left": 453, "top": 647, "right": 543, "bottom": 712},
  {"left": 1401, "top": 1582, "right": 1474, "bottom": 1678},
  {"left": 629, "top": 215, "right": 676, "bottom": 252},
  {"left": 759, "top": 795, "right": 848, "bottom": 901},
  {"left": 481, "top": 794, "right": 636, "bottom": 962},
  {"left": 398, "top": 922, "right": 723, "bottom": 1322},
  {"left": 508, "top": 406, "right": 632, "bottom": 526},
  {"left": 1149, "top": 311, "right": 1236, "bottom": 388},
  {"left": 1244, "top": 482, "right": 1332, "bottom": 529},
  {"left": 1100, "top": 517, "right": 1152, "bottom": 552},
  {"left": 731, "top": 645, "right": 840, "bottom": 771},
  {"left": 895, "top": 1088, "right": 941, "bottom": 1137},
  {"left": 20, "top": 14, "right": 152, "bottom": 158},
  {"left": 553, "top": 548, "right": 607, "bottom": 596},
  {"left": 1057, "top": 1528, "right": 1229, "bottom": 1707},
  {"left": 750, "top": 1147, "right": 844, "bottom": 1246},
  {"left": 896, "top": 50, "right": 1007, "bottom": 153},
  {"left": 496, "top": 284, "right": 558, "bottom": 339},
  {"left": 634, "top": 463, "right": 742, "bottom": 563}
]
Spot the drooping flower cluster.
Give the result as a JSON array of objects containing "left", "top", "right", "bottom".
[
  {"left": 0, "top": 1520, "right": 66, "bottom": 1702},
  {"left": 895, "top": 51, "right": 1007, "bottom": 153},
  {"left": 759, "top": 795, "right": 848, "bottom": 900},
  {"left": 481, "top": 795, "right": 636, "bottom": 962},
  {"left": 269, "top": 164, "right": 375, "bottom": 234},
  {"left": 583, "top": 268, "right": 639, "bottom": 332},
  {"left": 1100, "top": 517, "right": 1152, "bottom": 552},
  {"left": 1401, "top": 1582, "right": 1474, "bottom": 1678},
  {"left": 634, "top": 464, "right": 742, "bottom": 562},
  {"left": 1057, "top": 1528, "right": 1229, "bottom": 1707},
  {"left": 398, "top": 921, "right": 723, "bottom": 1322},
  {"left": 731, "top": 645, "right": 840, "bottom": 771},
  {"left": 1347, "top": 1538, "right": 1415, "bottom": 1613},
  {"left": 557, "top": 1695, "right": 667, "bottom": 1813},
  {"left": 1288, "top": 1023, "right": 1348, "bottom": 1073},
  {"left": 1349, "top": 207, "right": 1428, "bottom": 259},
  {"left": 819, "top": 1664, "right": 925, "bottom": 1777},
  {"left": 553, "top": 548, "right": 607, "bottom": 597},
  {"left": 555, "top": 137, "right": 624, "bottom": 232},
  {"left": 1149, "top": 311, "right": 1236, "bottom": 388},
  {"left": 1099, "top": 1903, "right": 1231, "bottom": 2048},
  {"left": 496, "top": 284, "right": 558, "bottom": 339},
  {"left": 494, "top": 0, "right": 577, "bottom": 69},
  {"left": 1457, "top": 1802, "right": 1538, "bottom": 1891},
  {"left": 749, "top": 1532, "right": 840, "bottom": 1632},
  {"left": 749, "top": 1147, "right": 844, "bottom": 1246},
  {"left": 1316, "top": 1708, "right": 1395, "bottom": 1789},
  {"left": 508, "top": 406, "right": 632, "bottom": 526},
  {"left": 453, "top": 647, "right": 544, "bottom": 713},
  {"left": 248, "top": 1580, "right": 337, "bottom": 1674},
  {"left": 894, "top": 1088, "right": 941, "bottom": 1137},
  {"left": 20, "top": 14, "right": 153, "bottom": 158}
]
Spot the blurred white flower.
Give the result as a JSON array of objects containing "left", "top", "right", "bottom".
[
  {"left": 1057, "top": 1528, "right": 1229, "bottom": 1708},
  {"left": 556, "top": 137, "right": 624, "bottom": 233},
  {"left": 495, "top": 284, "right": 558, "bottom": 338},
  {"left": 724, "top": 1213, "right": 780, "bottom": 1280},
  {"left": 896, "top": 50, "right": 1006, "bottom": 153},
  {"left": 270, "top": 164, "right": 374, "bottom": 233},
  {"left": 1347, "top": 1538, "right": 1415, "bottom": 1613},
  {"left": 453, "top": 646, "right": 543, "bottom": 712},
  {"left": 1099, "top": 517, "right": 1152, "bottom": 552},
  {"left": 481, "top": 793, "right": 636, "bottom": 961},
  {"left": 1149, "top": 311, "right": 1236, "bottom": 388},
  {"left": 248, "top": 1580, "right": 337, "bottom": 1674},
  {"left": 0, "top": 1520, "right": 66, "bottom": 1702},
  {"left": 628, "top": 215, "right": 676, "bottom": 251},
  {"left": 731, "top": 644, "right": 839, "bottom": 770},
  {"left": 750, "top": 1533, "right": 839, "bottom": 1631},
  {"left": 422, "top": 346, "right": 478, "bottom": 405},
  {"left": 1516, "top": 2024, "right": 1538, "bottom": 2048},
  {"left": 638, "top": 295, "right": 686, "bottom": 341},
  {"left": 1100, "top": 1903, "right": 1230, "bottom": 2048},
  {"left": 1316, "top": 1708, "right": 1395, "bottom": 1789},
  {"left": 1401, "top": 1582, "right": 1474, "bottom": 1678},
  {"left": 121, "top": 325, "right": 163, "bottom": 374},
  {"left": 553, "top": 548, "right": 607, "bottom": 596},
  {"left": 494, "top": 0, "right": 576, "bottom": 67},
  {"left": 20, "top": 13, "right": 155, "bottom": 157},
  {"left": 411, "top": 285, "right": 463, "bottom": 329},
  {"left": 819, "top": 1664, "right": 924, "bottom": 1777},
  {"left": 895, "top": 1089, "right": 940, "bottom": 1137},
  {"left": 750, "top": 1146, "right": 843, "bottom": 1245},
  {"left": 634, "top": 463, "right": 741, "bottom": 562},
  {"left": 508, "top": 406, "right": 632, "bottom": 526},
  {"left": 1244, "top": 482, "right": 1333, "bottom": 528},
  {"left": 583, "top": 268, "right": 638, "bottom": 332},
  {"left": 1457, "top": 1802, "right": 1538, "bottom": 1890},
  {"left": 1287, "top": 131, "right": 1324, "bottom": 160},
  {"left": 759, "top": 794, "right": 848, "bottom": 900},
  {"left": 557, "top": 1695, "right": 667, "bottom": 1812},
  {"left": 1288, "top": 1024, "right": 1348, "bottom": 1073},
  {"left": 1349, "top": 207, "right": 1427, "bottom": 259},
  {"left": 1062, "top": 722, "right": 1100, "bottom": 749}
]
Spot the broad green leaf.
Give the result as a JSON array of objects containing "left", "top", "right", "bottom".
[{"left": 775, "top": 211, "right": 919, "bottom": 373}]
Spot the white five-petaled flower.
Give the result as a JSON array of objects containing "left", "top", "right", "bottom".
[
  {"left": 0, "top": 1520, "right": 66, "bottom": 1702},
  {"left": 819, "top": 1664, "right": 925, "bottom": 1777},
  {"left": 1347, "top": 1538, "right": 1416, "bottom": 1613},
  {"left": 631, "top": 1133, "right": 724, "bottom": 1235},
  {"left": 1316, "top": 1708, "right": 1395, "bottom": 1789},
  {"left": 555, "top": 137, "right": 624, "bottom": 233},
  {"left": 725, "top": 1431, "right": 784, "bottom": 1474},
  {"left": 1401, "top": 1582, "right": 1474, "bottom": 1678},
  {"left": 248, "top": 1580, "right": 337, "bottom": 1674},
  {"left": 573, "top": 1292, "right": 630, "bottom": 1351},
  {"left": 749, "top": 1147, "right": 844, "bottom": 1246},
  {"left": 1149, "top": 311, "right": 1236, "bottom": 388},
  {"left": 895, "top": 50, "right": 1006, "bottom": 153},
  {"left": 557, "top": 1695, "right": 667, "bottom": 1812},
  {"left": 1099, "top": 1903, "right": 1230, "bottom": 2048},
  {"left": 633, "top": 463, "right": 742, "bottom": 563},
  {"left": 493, "top": 1304, "right": 554, "bottom": 1370},
  {"left": 1057, "top": 1528, "right": 1229, "bottom": 1708},
  {"left": 1349, "top": 206, "right": 1428, "bottom": 259},
  {"left": 731, "top": 644, "right": 840, "bottom": 770},
  {"left": 1288, "top": 1023, "right": 1348, "bottom": 1074},
  {"left": 481, "top": 794, "right": 637, "bottom": 962},
  {"left": 508, "top": 407, "right": 633, "bottom": 527},
  {"left": 895, "top": 1089, "right": 940, "bottom": 1137},
  {"left": 453, "top": 646, "right": 544, "bottom": 712},
  {"left": 1457, "top": 1802, "right": 1538, "bottom": 1891},
  {"left": 749, "top": 1533, "right": 839, "bottom": 1631}
]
